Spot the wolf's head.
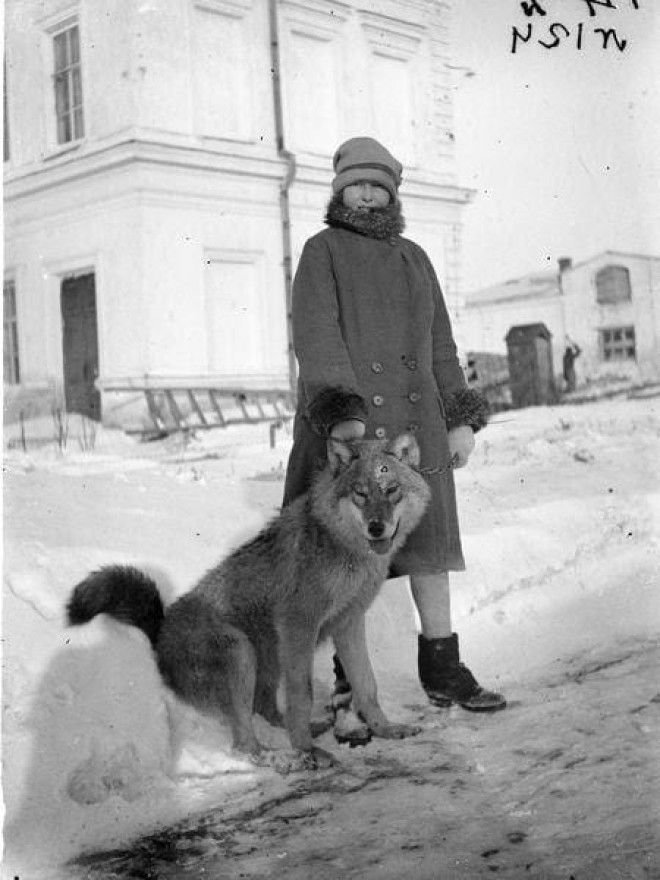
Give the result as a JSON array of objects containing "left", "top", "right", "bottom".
[{"left": 313, "top": 433, "right": 431, "bottom": 558}]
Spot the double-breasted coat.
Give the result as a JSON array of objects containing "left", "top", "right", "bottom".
[{"left": 283, "top": 223, "right": 488, "bottom": 576}]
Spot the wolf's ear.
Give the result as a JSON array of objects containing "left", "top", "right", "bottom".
[
  {"left": 387, "top": 433, "right": 420, "bottom": 467},
  {"left": 327, "top": 436, "right": 358, "bottom": 473}
]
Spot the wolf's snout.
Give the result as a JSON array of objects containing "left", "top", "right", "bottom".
[{"left": 367, "top": 519, "right": 386, "bottom": 538}]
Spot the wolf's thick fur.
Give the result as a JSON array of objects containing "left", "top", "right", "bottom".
[{"left": 67, "top": 434, "right": 430, "bottom": 769}]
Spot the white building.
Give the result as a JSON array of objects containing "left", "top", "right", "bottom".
[
  {"left": 4, "top": 0, "right": 472, "bottom": 430},
  {"left": 461, "top": 252, "right": 660, "bottom": 388}
]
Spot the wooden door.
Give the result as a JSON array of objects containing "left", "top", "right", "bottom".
[
  {"left": 508, "top": 342, "right": 539, "bottom": 408},
  {"left": 61, "top": 273, "right": 101, "bottom": 420},
  {"left": 535, "top": 337, "right": 555, "bottom": 404}
]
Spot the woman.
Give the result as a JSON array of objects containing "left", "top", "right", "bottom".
[{"left": 283, "top": 136, "right": 505, "bottom": 713}]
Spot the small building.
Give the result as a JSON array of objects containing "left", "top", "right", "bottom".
[
  {"left": 461, "top": 251, "right": 660, "bottom": 389},
  {"left": 3, "top": 0, "right": 473, "bottom": 430}
]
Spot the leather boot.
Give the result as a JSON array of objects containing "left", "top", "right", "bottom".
[{"left": 418, "top": 633, "right": 507, "bottom": 712}]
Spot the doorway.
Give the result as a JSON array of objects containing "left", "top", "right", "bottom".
[{"left": 60, "top": 273, "right": 101, "bottom": 420}]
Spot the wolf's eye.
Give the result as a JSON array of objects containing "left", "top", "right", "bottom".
[
  {"left": 351, "top": 485, "right": 368, "bottom": 504},
  {"left": 385, "top": 484, "right": 401, "bottom": 498}
]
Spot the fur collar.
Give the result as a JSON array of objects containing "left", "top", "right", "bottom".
[{"left": 324, "top": 194, "right": 405, "bottom": 240}]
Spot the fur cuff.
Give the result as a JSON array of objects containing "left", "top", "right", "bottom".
[
  {"left": 307, "top": 386, "right": 368, "bottom": 435},
  {"left": 443, "top": 388, "right": 489, "bottom": 433}
]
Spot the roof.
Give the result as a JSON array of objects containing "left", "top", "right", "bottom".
[
  {"left": 505, "top": 322, "right": 553, "bottom": 342},
  {"left": 465, "top": 270, "right": 559, "bottom": 306},
  {"left": 574, "top": 249, "right": 660, "bottom": 269},
  {"left": 464, "top": 250, "right": 660, "bottom": 308}
]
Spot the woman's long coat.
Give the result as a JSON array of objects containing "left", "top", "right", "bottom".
[{"left": 283, "top": 224, "right": 487, "bottom": 576}]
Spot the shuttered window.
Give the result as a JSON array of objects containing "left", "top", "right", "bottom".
[{"left": 595, "top": 265, "right": 632, "bottom": 304}]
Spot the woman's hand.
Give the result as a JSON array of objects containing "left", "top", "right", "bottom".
[
  {"left": 448, "top": 425, "right": 475, "bottom": 468},
  {"left": 330, "top": 419, "right": 366, "bottom": 441}
]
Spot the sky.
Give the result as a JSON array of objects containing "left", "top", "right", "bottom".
[{"left": 451, "top": 0, "right": 660, "bottom": 291}]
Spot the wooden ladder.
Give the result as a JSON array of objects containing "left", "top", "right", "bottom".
[{"left": 143, "top": 387, "right": 295, "bottom": 443}]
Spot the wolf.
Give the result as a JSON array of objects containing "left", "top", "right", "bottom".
[{"left": 66, "top": 432, "right": 430, "bottom": 771}]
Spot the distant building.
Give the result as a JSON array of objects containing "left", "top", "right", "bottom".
[
  {"left": 4, "top": 0, "right": 472, "bottom": 429},
  {"left": 461, "top": 252, "right": 660, "bottom": 388}
]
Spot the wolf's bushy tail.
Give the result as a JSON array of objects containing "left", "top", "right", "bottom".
[{"left": 67, "top": 565, "right": 164, "bottom": 648}]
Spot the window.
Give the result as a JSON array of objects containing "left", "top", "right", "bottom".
[
  {"left": 595, "top": 265, "right": 632, "bottom": 304},
  {"left": 205, "top": 258, "right": 264, "bottom": 374},
  {"left": 600, "top": 326, "right": 636, "bottom": 362},
  {"left": 3, "top": 58, "right": 9, "bottom": 161},
  {"left": 192, "top": 1, "right": 255, "bottom": 142},
  {"left": 3, "top": 279, "right": 20, "bottom": 384},
  {"left": 53, "top": 24, "right": 84, "bottom": 144}
]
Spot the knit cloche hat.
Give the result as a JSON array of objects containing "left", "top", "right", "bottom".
[{"left": 331, "top": 136, "right": 403, "bottom": 200}]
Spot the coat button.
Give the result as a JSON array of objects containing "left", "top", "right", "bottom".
[
  {"left": 407, "top": 422, "right": 420, "bottom": 434},
  {"left": 407, "top": 358, "right": 418, "bottom": 371},
  {"left": 375, "top": 426, "right": 387, "bottom": 439},
  {"left": 371, "top": 361, "right": 384, "bottom": 374},
  {"left": 372, "top": 394, "right": 384, "bottom": 407},
  {"left": 408, "top": 391, "right": 421, "bottom": 403}
]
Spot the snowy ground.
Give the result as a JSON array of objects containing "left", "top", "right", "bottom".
[{"left": 2, "top": 396, "right": 659, "bottom": 879}]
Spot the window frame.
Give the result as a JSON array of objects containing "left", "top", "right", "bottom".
[
  {"left": 3, "top": 278, "right": 20, "bottom": 385},
  {"left": 38, "top": 9, "right": 86, "bottom": 156},
  {"left": 52, "top": 21, "right": 85, "bottom": 146},
  {"left": 599, "top": 325, "right": 636, "bottom": 363}
]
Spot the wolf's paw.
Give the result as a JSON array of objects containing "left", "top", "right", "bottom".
[
  {"left": 370, "top": 721, "right": 422, "bottom": 740},
  {"left": 333, "top": 708, "right": 372, "bottom": 748},
  {"left": 284, "top": 746, "right": 337, "bottom": 773},
  {"left": 240, "top": 748, "right": 281, "bottom": 771},
  {"left": 253, "top": 746, "right": 336, "bottom": 775},
  {"left": 310, "top": 716, "right": 334, "bottom": 738},
  {"left": 300, "top": 746, "right": 337, "bottom": 771}
]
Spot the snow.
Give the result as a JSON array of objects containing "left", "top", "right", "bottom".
[{"left": 2, "top": 398, "right": 659, "bottom": 878}]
